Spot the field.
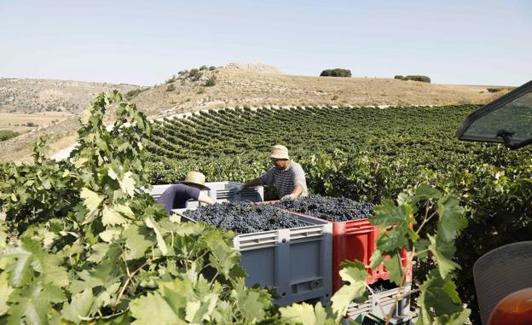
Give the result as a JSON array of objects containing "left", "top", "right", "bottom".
[
  {"left": 145, "top": 104, "right": 531, "bottom": 318},
  {"left": 0, "top": 112, "right": 73, "bottom": 134}
]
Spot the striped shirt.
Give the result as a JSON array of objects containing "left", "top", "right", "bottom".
[{"left": 260, "top": 161, "right": 309, "bottom": 198}]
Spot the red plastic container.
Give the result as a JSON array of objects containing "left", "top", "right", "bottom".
[
  {"left": 287, "top": 213, "right": 412, "bottom": 293},
  {"left": 332, "top": 219, "right": 378, "bottom": 291},
  {"left": 258, "top": 201, "right": 412, "bottom": 293},
  {"left": 332, "top": 219, "right": 412, "bottom": 292}
]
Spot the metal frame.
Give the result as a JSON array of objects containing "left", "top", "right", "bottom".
[{"left": 456, "top": 80, "right": 532, "bottom": 149}]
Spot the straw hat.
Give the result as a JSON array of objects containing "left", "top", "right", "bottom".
[
  {"left": 270, "top": 144, "right": 289, "bottom": 160},
  {"left": 181, "top": 171, "right": 210, "bottom": 190}
]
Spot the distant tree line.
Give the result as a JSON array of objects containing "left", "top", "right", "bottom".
[
  {"left": 320, "top": 68, "right": 352, "bottom": 78},
  {"left": 394, "top": 75, "right": 431, "bottom": 83}
]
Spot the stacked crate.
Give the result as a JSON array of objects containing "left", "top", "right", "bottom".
[{"left": 151, "top": 183, "right": 332, "bottom": 306}]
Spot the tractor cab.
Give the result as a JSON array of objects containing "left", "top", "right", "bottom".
[{"left": 456, "top": 80, "right": 532, "bottom": 324}]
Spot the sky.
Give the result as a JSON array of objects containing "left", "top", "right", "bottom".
[{"left": 1, "top": 0, "right": 531, "bottom": 86}]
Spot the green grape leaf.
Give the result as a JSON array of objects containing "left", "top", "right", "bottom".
[
  {"left": 280, "top": 302, "right": 335, "bottom": 325},
  {"left": 124, "top": 225, "right": 153, "bottom": 260},
  {"left": 376, "top": 229, "right": 409, "bottom": 254},
  {"left": 414, "top": 238, "right": 430, "bottom": 261},
  {"left": 0, "top": 273, "right": 13, "bottom": 316},
  {"left": 130, "top": 292, "right": 185, "bottom": 325},
  {"left": 144, "top": 217, "right": 168, "bottom": 255},
  {"left": 60, "top": 289, "right": 95, "bottom": 324},
  {"left": 80, "top": 187, "right": 104, "bottom": 212},
  {"left": 428, "top": 235, "right": 460, "bottom": 279},
  {"left": 7, "top": 282, "right": 65, "bottom": 325},
  {"left": 114, "top": 204, "right": 135, "bottom": 218},
  {"left": 370, "top": 199, "right": 411, "bottom": 228},
  {"left": 185, "top": 293, "right": 218, "bottom": 323},
  {"left": 102, "top": 205, "right": 127, "bottom": 226},
  {"left": 119, "top": 172, "right": 136, "bottom": 197},
  {"left": 184, "top": 301, "right": 201, "bottom": 323},
  {"left": 4, "top": 246, "right": 33, "bottom": 287},
  {"left": 383, "top": 253, "right": 404, "bottom": 286},
  {"left": 232, "top": 278, "right": 269, "bottom": 322},
  {"left": 412, "top": 184, "right": 442, "bottom": 203},
  {"left": 39, "top": 255, "right": 69, "bottom": 288},
  {"left": 331, "top": 261, "right": 367, "bottom": 320},
  {"left": 417, "top": 270, "right": 469, "bottom": 324},
  {"left": 86, "top": 243, "right": 110, "bottom": 263},
  {"left": 369, "top": 249, "right": 384, "bottom": 269},
  {"left": 203, "top": 230, "right": 240, "bottom": 277},
  {"left": 98, "top": 228, "right": 121, "bottom": 243},
  {"left": 437, "top": 196, "right": 467, "bottom": 242},
  {"left": 3, "top": 239, "right": 68, "bottom": 288}
]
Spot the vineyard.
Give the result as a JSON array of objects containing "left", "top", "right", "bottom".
[
  {"left": 0, "top": 93, "right": 530, "bottom": 324},
  {"left": 145, "top": 104, "right": 532, "bottom": 322}
]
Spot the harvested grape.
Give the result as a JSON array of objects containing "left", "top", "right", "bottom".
[
  {"left": 273, "top": 195, "right": 373, "bottom": 222},
  {"left": 183, "top": 202, "right": 308, "bottom": 234}
]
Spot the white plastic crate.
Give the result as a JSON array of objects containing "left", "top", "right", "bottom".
[
  {"left": 346, "top": 284, "right": 412, "bottom": 321},
  {"left": 178, "top": 211, "right": 332, "bottom": 306}
]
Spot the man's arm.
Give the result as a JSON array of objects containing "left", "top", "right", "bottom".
[
  {"left": 290, "top": 184, "right": 304, "bottom": 197},
  {"left": 198, "top": 192, "right": 216, "bottom": 205}
]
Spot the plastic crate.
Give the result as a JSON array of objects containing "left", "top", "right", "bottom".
[
  {"left": 149, "top": 182, "right": 263, "bottom": 209},
  {"left": 332, "top": 219, "right": 380, "bottom": 291},
  {"left": 178, "top": 212, "right": 332, "bottom": 306},
  {"left": 149, "top": 184, "right": 174, "bottom": 200},
  {"left": 346, "top": 283, "right": 412, "bottom": 321},
  {"left": 266, "top": 205, "right": 412, "bottom": 293},
  {"left": 207, "top": 181, "right": 264, "bottom": 203}
]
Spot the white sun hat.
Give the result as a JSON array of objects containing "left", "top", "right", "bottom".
[
  {"left": 180, "top": 171, "right": 210, "bottom": 190},
  {"left": 270, "top": 144, "right": 290, "bottom": 160}
]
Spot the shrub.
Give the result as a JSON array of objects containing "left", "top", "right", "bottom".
[
  {"left": 199, "top": 65, "right": 208, "bottom": 71},
  {"left": 405, "top": 75, "right": 431, "bottom": 83},
  {"left": 125, "top": 88, "right": 148, "bottom": 99},
  {"left": 209, "top": 66, "right": 217, "bottom": 71},
  {"left": 166, "top": 84, "right": 176, "bottom": 92},
  {"left": 26, "top": 122, "right": 37, "bottom": 127},
  {"left": 487, "top": 87, "right": 503, "bottom": 93},
  {"left": 189, "top": 68, "right": 202, "bottom": 81},
  {"left": 165, "top": 75, "right": 177, "bottom": 84},
  {"left": 394, "top": 75, "right": 405, "bottom": 80},
  {"left": 320, "top": 68, "right": 352, "bottom": 77},
  {"left": 205, "top": 75, "right": 217, "bottom": 87},
  {"left": 0, "top": 130, "right": 19, "bottom": 141}
]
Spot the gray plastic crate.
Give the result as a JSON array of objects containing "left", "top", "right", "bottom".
[
  {"left": 178, "top": 212, "right": 332, "bottom": 306},
  {"left": 149, "top": 184, "right": 173, "bottom": 200},
  {"left": 149, "top": 182, "right": 263, "bottom": 209},
  {"left": 207, "top": 181, "right": 264, "bottom": 203},
  {"left": 346, "top": 284, "right": 411, "bottom": 321}
]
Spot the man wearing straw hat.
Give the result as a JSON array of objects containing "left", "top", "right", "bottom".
[
  {"left": 230, "top": 144, "right": 308, "bottom": 200},
  {"left": 157, "top": 171, "right": 215, "bottom": 213}
]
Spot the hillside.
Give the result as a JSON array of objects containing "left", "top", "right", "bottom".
[
  {"left": 0, "top": 65, "right": 510, "bottom": 162},
  {"left": 131, "top": 66, "right": 507, "bottom": 117},
  {"left": 0, "top": 78, "right": 139, "bottom": 114}
]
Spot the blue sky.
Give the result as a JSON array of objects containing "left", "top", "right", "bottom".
[{"left": 1, "top": 0, "right": 530, "bottom": 86}]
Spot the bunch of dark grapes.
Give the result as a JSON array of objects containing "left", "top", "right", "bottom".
[
  {"left": 273, "top": 195, "right": 373, "bottom": 222},
  {"left": 183, "top": 202, "right": 308, "bottom": 234}
]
